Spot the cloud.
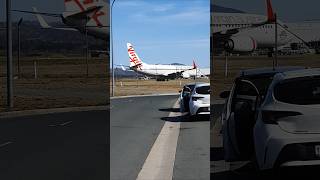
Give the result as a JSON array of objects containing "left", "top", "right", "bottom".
[
  {"left": 116, "top": 0, "right": 209, "bottom": 25},
  {"left": 131, "top": 7, "right": 209, "bottom": 25},
  {"left": 152, "top": 4, "right": 175, "bottom": 12},
  {"left": 137, "top": 38, "right": 210, "bottom": 49}
]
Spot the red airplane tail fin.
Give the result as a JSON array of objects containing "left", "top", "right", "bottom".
[
  {"left": 266, "top": 0, "right": 276, "bottom": 22},
  {"left": 192, "top": 60, "right": 197, "bottom": 69}
]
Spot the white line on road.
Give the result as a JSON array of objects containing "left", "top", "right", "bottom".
[
  {"left": 60, "top": 121, "right": 73, "bottom": 126},
  {"left": 48, "top": 121, "right": 73, "bottom": 127},
  {"left": 0, "top": 141, "right": 13, "bottom": 148},
  {"left": 136, "top": 100, "right": 181, "bottom": 180}
]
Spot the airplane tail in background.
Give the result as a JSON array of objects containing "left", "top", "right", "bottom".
[
  {"left": 266, "top": 0, "right": 275, "bottom": 22},
  {"left": 64, "top": 0, "right": 102, "bottom": 12},
  {"left": 64, "top": 0, "right": 108, "bottom": 28},
  {"left": 127, "top": 43, "right": 144, "bottom": 68},
  {"left": 192, "top": 60, "right": 197, "bottom": 69}
]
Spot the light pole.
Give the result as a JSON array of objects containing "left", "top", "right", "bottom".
[
  {"left": 111, "top": 0, "right": 116, "bottom": 97},
  {"left": 274, "top": 13, "right": 278, "bottom": 68},
  {"left": 6, "top": 0, "right": 13, "bottom": 109},
  {"left": 85, "top": 23, "right": 89, "bottom": 77},
  {"left": 17, "top": 18, "right": 23, "bottom": 78}
]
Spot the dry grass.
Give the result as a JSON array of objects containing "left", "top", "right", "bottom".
[
  {"left": 113, "top": 78, "right": 210, "bottom": 96},
  {"left": 211, "top": 54, "right": 320, "bottom": 99},
  {"left": 0, "top": 57, "right": 109, "bottom": 112}
]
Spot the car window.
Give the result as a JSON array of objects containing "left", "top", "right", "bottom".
[
  {"left": 188, "top": 85, "right": 196, "bottom": 92},
  {"left": 196, "top": 86, "right": 210, "bottom": 95},
  {"left": 245, "top": 75, "right": 274, "bottom": 96},
  {"left": 274, "top": 76, "right": 320, "bottom": 105}
]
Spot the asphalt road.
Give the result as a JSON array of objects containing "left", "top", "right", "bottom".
[
  {"left": 0, "top": 110, "right": 108, "bottom": 180},
  {"left": 210, "top": 102, "right": 320, "bottom": 180},
  {"left": 110, "top": 95, "right": 210, "bottom": 180}
]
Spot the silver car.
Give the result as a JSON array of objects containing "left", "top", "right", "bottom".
[{"left": 254, "top": 68, "right": 320, "bottom": 169}]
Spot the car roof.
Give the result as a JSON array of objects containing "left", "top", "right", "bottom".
[
  {"left": 238, "top": 66, "right": 305, "bottom": 77},
  {"left": 194, "top": 83, "right": 210, "bottom": 87},
  {"left": 276, "top": 68, "right": 320, "bottom": 80},
  {"left": 184, "top": 82, "right": 207, "bottom": 86}
]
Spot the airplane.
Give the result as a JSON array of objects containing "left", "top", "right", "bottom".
[
  {"left": 127, "top": 43, "right": 196, "bottom": 81},
  {"left": 211, "top": 0, "right": 302, "bottom": 55},
  {"left": 182, "top": 68, "right": 210, "bottom": 79},
  {"left": 13, "top": 0, "right": 109, "bottom": 40}
]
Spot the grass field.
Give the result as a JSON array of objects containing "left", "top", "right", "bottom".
[
  {"left": 3, "top": 54, "right": 318, "bottom": 112},
  {"left": 112, "top": 78, "right": 210, "bottom": 97},
  {"left": 211, "top": 54, "right": 320, "bottom": 98},
  {"left": 0, "top": 57, "right": 108, "bottom": 112}
]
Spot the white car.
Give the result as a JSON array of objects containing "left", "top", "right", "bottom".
[
  {"left": 254, "top": 68, "right": 320, "bottom": 169},
  {"left": 189, "top": 83, "right": 210, "bottom": 117},
  {"left": 220, "top": 67, "right": 308, "bottom": 169},
  {"left": 179, "top": 83, "right": 199, "bottom": 112}
]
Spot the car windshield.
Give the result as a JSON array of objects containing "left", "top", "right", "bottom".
[
  {"left": 274, "top": 76, "right": 320, "bottom": 105},
  {"left": 196, "top": 86, "right": 210, "bottom": 94}
]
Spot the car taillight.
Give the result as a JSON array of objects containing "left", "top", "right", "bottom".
[
  {"left": 261, "top": 110, "right": 302, "bottom": 124},
  {"left": 192, "top": 96, "right": 204, "bottom": 101}
]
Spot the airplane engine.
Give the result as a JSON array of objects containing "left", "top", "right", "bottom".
[{"left": 225, "top": 36, "right": 257, "bottom": 52}]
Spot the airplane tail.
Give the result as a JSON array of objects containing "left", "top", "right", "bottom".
[
  {"left": 127, "top": 43, "right": 144, "bottom": 68},
  {"left": 64, "top": 0, "right": 102, "bottom": 12},
  {"left": 192, "top": 60, "right": 197, "bottom": 69},
  {"left": 64, "top": 0, "right": 108, "bottom": 27},
  {"left": 266, "top": 0, "right": 276, "bottom": 22}
]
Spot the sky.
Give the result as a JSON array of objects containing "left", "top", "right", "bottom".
[
  {"left": 112, "top": 0, "right": 210, "bottom": 68},
  {"left": 213, "top": 0, "right": 320, "bottom": 22}
]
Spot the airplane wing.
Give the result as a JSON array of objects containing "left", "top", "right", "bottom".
[
  {"left": 13, "top": 7, "right": 78, "bottom": 31},
  {"left": 12, "top": 9, "right": 61, "bottom": 17}
]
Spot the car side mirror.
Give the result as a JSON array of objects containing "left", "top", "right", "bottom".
[{"left": 220, "top": 91, "right": 230, "bottom": 99}]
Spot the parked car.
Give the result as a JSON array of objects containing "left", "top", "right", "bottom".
[
  {"left": 220, "top": 67, "right": 305, "bottom": 168},
  {"left": 254, "top": 68, "right": 320, "bottom": 169},
  {"left": 189, "top": 83, "right": 210, "bottom": 117},
  {"left": 179, "top": 82, "right": 204, "bottom": 112}
]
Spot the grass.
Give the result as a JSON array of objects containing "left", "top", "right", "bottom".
[
  {"left": 211, "top": 54, "right": 320, "bottom": 99},
  {"left": 0, "top": 56, "right": 108, "bottom": 112}
]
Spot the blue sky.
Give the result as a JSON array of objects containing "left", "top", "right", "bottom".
[{"left": 112, "top": 0, "right": 210, "bottom": 68}]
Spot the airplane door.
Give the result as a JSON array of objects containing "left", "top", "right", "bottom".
[{"left": 223, "top": 79, "right": 260, "bottom": 161}]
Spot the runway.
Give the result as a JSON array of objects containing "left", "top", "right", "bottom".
[
  {"left": 111, "top": 95, "right": 209, "bottom": 180},
  {"left": 0, "top": 110, "right": 108, "bottom": 180}
]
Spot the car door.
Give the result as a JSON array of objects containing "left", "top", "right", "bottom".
[{"left": 223, "top": 79, "right": 260, "bottom": 161}]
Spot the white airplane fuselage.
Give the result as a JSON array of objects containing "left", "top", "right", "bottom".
[
  {"left": 212, "top": 12, "right": 293, "bottom": 49},
  {"left": 131, "top": 64, "right": 193, "bottom": 77},
  {"left": 127, "top": 43, "right": 194, "bottom": 79}
]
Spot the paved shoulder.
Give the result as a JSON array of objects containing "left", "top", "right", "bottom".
[{"left": 110, "top": 95, "right": 178, "bottom": 180}]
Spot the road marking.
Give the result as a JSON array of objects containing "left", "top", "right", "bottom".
[
  {"left": 60, "top": 121, "right": 73, "bottom": 126},
  {"left": 0, "top": 106, "right": 108, "bottom": 119},
  {"left": 136, "top": 100, "right": 181, "bottom": 180},
  {"left": 111, "top": 93, "right": 179, "bottom": 100},
  {"left": 48, "top": 121, "right": 73, "bottom": 127},
  {"left": 0, "top": 141, "right": 13, "bottom": 148}
]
